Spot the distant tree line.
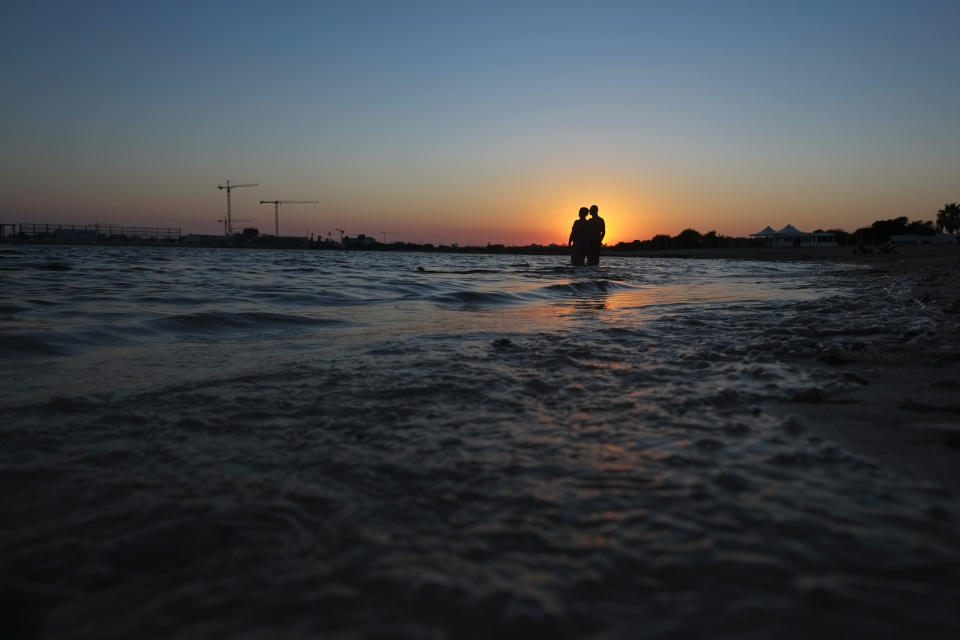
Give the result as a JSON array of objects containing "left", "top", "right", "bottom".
[
  {"left": 152, "top": 202, "right": 960, "bottom": 253},
  {"left": 610, "top": 229, "right": 744, "bottom": 252},
  {"left": 7, "top": 201, "right": 958, "bottom": 254},
  {"left": 936, "top": 203, "right": 960, "bottom": 234},
  {"left": 851, "top": 203, "right": 958, "bottom": 244},
  {"left": 607, "top": 203, "right": 958, "bottom": 251},
  {"left": 225, "top": 202, "right": 959, "bottom": 252}
]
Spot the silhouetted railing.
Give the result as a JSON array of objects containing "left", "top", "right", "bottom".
[{"left": 10, "top": 223, "right": 182, "bottom": 240}]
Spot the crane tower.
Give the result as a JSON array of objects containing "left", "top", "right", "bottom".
[
  {"left": 259, "top": 200, "right": 319, "bottom": 237},
  {"left": 217, "top": 180, "right": 258, "bottom": 236}
]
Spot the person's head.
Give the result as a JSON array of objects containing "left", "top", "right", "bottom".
[
  {"left": 578, "top": 207, "right": 589, "bottom": 219},
  {"left": 589, "top": 205, "right": 599, "bottom": 217}
]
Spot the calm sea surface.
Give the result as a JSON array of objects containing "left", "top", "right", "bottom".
[{"left": 2, "top": 245, "right": 958, "bottom": 638}]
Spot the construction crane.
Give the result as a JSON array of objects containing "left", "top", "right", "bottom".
[
  {"left": 218, "top": 218, "right": 252, "bottom": 234},
  {"left": 335, "top": 228, "right": 345, "bottom": 244},
  {"left": 258, "top": 200, "right": 318, "bottom": 237},
  {"left": 217, "top": 180, "right": 258, "bottom": 236}
]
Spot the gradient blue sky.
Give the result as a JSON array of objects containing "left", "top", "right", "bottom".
[{"left": 2, "top": 0, "right": 958, "bottom": 244}]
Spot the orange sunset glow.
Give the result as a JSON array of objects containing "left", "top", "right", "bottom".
[{"left": 2, "top": 3, "right": 957, "bottom": 245}]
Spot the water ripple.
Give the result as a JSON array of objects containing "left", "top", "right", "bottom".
[{"left": 1, "top": 247, "right": 958, "bottom": 637}]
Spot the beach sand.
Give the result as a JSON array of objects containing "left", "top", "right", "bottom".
[{"left": 741, "top": 245, "right": 960, "bottom": 495}]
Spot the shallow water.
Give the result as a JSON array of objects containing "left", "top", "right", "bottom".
[{"left": 1, "top": 245, "right": 958, "bottom": 638}]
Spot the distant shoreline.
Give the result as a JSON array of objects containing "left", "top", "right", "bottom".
[
  {"left": 3, "top": 236, "right": 957, "bottom": 263},
  {"left": 613, "top": 243, "right": 960, "bottom": 263}
]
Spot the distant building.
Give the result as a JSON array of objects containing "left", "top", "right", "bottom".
[
  {"left": 750, "top": 224, "right": 837, "bottom": 247},
  {"left": 273, "top": 236, "right": 310, "bottom": 248},
  {"left": 183, "top": 234, "right": 224, "bottom": 245},
  {"left": 343, "top": 234, "right": 376, "bottom": 248},
  {"left": 53, "top": 229, "right": 97, "bottom": 243}
]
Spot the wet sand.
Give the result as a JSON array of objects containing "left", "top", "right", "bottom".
[
  {"left": 751, "top": 245, "right": 960, "bottom": 494},
  {"left": 623, "top": 243, "right": 960, "bottom": 493},
  {"left": 615, "top": 241, "right": 960, "bottom": 264},
  {"left": 4, "top": 245, "right": 959, "bottom": 637}
]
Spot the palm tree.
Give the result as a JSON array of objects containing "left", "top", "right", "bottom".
[{"left": 936, "top": 202, "right": 960, "bottom": 234}]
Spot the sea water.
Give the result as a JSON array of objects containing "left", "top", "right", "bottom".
[{"left": 1, "top": 245, "right": 957, "bottom": 638}]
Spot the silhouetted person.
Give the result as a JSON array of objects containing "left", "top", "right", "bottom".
[
  {"left": 586, "top": 204, "right": 605, "bottom": 265},
  {"left": 569, "top": 207, "right": 589, "bottom": 265}
]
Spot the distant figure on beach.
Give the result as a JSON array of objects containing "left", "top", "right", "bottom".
[
  {"left": 569, "top": 207, "right": 590, "bottom": 266},
  {"left": 586, "top": 205, "right": 605, "bottom": 265}
]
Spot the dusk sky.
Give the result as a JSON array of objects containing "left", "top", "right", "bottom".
[{"left": 2, "top": 1, "right": 958, "bottom": 245}]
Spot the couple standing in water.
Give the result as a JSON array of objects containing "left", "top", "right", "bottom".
[{"left": 568, "top": 205, "right": 606, "bottom": 266}]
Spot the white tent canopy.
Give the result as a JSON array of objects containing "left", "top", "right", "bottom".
[
  {"left": 751, "top": 224, "right": 807, "bottom": 237},
  {"left": 750, "top": 226, "right": 777, "bottom": 237},
  {"left": 749, "top": 223, "right": 836, "bottom": 247},
  {"left": 776, "top": 224, "right": 805, "bottom": 235}
]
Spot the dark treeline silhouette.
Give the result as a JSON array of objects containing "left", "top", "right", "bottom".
[
  {"left": 611, "top": 229, "right": 743, "bottom": 252},
  {"left": 936, "top": 203, "right": 960, "bottom": 234},
  {"left": 216, "top": 209, "right": 952, "bottom": 254},
  {"left": 611, "top": 209, "right": 956, "bottom": 252},
  {"left": 5, "top": 206, "right": 956, "bottom": 252},
  {"left": 851, "top": 216, "right": 936, "bottom": 245}
]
